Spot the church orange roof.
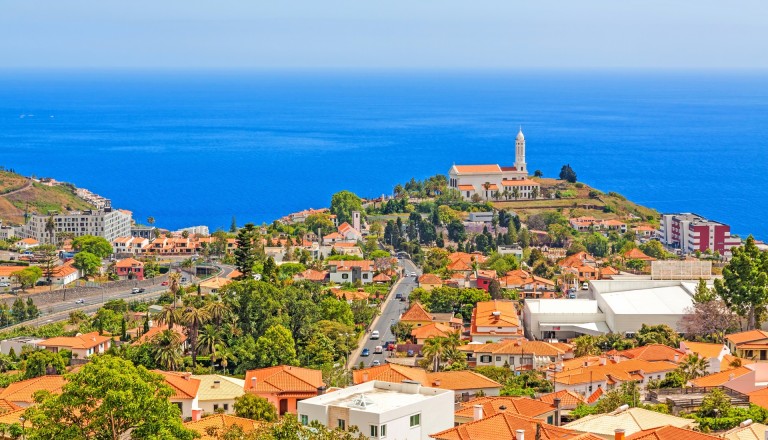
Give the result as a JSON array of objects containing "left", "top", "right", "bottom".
[{"left": 453, "top": 165, "right": 502, "bottom": 174}]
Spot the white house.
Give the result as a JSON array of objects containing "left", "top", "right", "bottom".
[
  {"left": 38, "top": 332, "right": 112, "bottom": 359},
  {"left": 112, "top": 236, "right": 149, "bottom": 255},
  {"left": 328, "top": 260, "right": 375, "bottom": 285},
  {"left": 192, "top": 374, "right": 245, "bottom": 416},
  {"left": 156, "top": 371, "right": 203, "bottom": 421},
  {"left": 447, "top": 129, "right": 541, "bottom": 201},
  {"left": 50, "top": 263, "right": 79, "bottom": 285},
  {"left": 14, "top": 238, "right": 39, "bottom": 251},
  {"left": 298, "top": 380, "right": 454, "bottom": 440}
]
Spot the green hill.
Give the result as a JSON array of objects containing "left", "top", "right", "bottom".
[{"left": 0, "top": 170, "right": 95, "bottom": 225}]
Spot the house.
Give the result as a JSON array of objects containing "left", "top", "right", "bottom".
[
  {"left": 725, "top": 329, "right": 768, "bottom": 361},
  {"left": 609, "top": 344, "right": 686, "bottom": 364},
  {"left": 431, "top": 412, "right": 602, "bottom": 440},
  {"left": 327, "top": 260, "right": 375, "bottom": 285},
  {"left": 199, "top": 277, "right": 232, "bottom": 295},
  {"left": 721, "top": 422, "right": 768, "bottom": 440},
  {"left": 244, "top": 366, "right": 325, "bottom": 415},
  {"left": 690, "top": 366, "right": 753, "bottom": 388},
  {"left": 0, "top": 375, "right": 66, "bottom": 407},
  {"left": 400, "top": 302, "right": 462, "bottom": 329},
  {"left": 418, "top": 273, "right": 443, "bottom": 291},
  {"left": 155, "top": 371, "right": 202, "bottom": 420},
  {"left": 299, "top": 380, "right": 454, "bottom": 440},
  {"left": 338, "top": 222, "right": 363, "bottom": 242},
  {"left": 39, "top": 332, "right": 112, "bottom": 359},
  {"left": 411, "top": 323, "right": 458, "bottom": 345},
  {"left": 112, "top": 236, "right": 149, "bottom": 255},
  {"left": 538, "top": 389, "right": 588, "bottom": 413},
  {"left": 470, "top": 300, "right": 523, "bottom": 342},
  {"left": 50, "top": 262, "right": 79, "bottom": 285},
  {"left": 372, "top": 273, "right": 392, "bottom": 284},
  {"left": 114, "top": 258, "right": 145, "bottom": 280},
  {"left": 183, "top": 414, "right": 261, "bottom": 440},
  {"left": 625, "top": 425, "right": 718, "bottom": 440},
  {"left": 460, "top": 339, "right": 572, "bottom": 370},
  {"left": 454, "top": 396, "right": 556, "bottom": 425},
  {"left": 293, "top": 269, "right": 328, "bottom": 283},
  {"left": 679, "top": 341, "right": 734, "bottom": 374},
  {"left": 553, "top": 359, "right": 677, "bottom": 397},
  {"left": 622, "top": 248, "right": 656, "bottom": 262},
  {"left": 14, "top": 238, "right": 39, "bottom": 251},
  {"left": 499, "top": 269, "right": 557, "bottom": 298},
  {"left": 633, "top": 225, "right": 657, "bottom": 240},
  {"left": 352, "top": 364, "right": 502, "bottom": 400},
  {"left": 134, "top": 324, "right": 189, "bottom": 351},
  {"left": 192, "top": 374, "right": 245, "bottom": 416},
  {"left": 563, "top": 406, "right": 697, "bottom": 439}
]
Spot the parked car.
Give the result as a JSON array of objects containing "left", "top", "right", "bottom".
[
  {"left": 581, "top": 282, "right": 589, "bottom": 290},
  {"left": 399, "top": 296, "right": 406, "bottom": 302},
  {"left": 371, "top": 330, "right": 380, "bottom": 340},
  {"left": 568, "top": 293, "right": 576, "bottom": 299},
  {"left": 131, "top": 288, "right": 140, "bottom": 294},
  {"left": 372, "top": 360, "right": 381, "bottom": 366},
  {"left": 361, "top": 348, "right": 370, "bottom": 357},
  {"left": 74, "top": 299, "right": 85, "bottom": 304},
  {"left": 161, "top": 281, "right": 169, "bottom": 286},
  {"left": 395, "top": 293, "right": 402, "bottom": 299}
]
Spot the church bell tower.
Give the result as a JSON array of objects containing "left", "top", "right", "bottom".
[{"left": 514, "top": 127, "right": 526, "bottom": 173}]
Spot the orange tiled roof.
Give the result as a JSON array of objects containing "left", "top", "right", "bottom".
[
  {"left": 0, "top": 398, "right": 22, "bottom": 413},
  {"left": 690, "top": 366, "right": 752, "bottom": 387},
  {"left": 538, "top": 389, "right": 587, "bottom": 408},
  {"left": 555, "top": 359, "right": 677, "bottom": 386},
  {"left": 455, "top": 396, "right": 554, "bottom": 419},
  {"left": 40, "top": 331, "right": 111, "bottom": 350},
  {"left": 748, "top": 386, "right": 768, "bottom": 410},
  {"left": 447, "top": 259, "right": 472, "bottom": 272},
  {"left": 587, "top": 387, "right": 604, "bottom": 404},
  {"left": 372, "top": 273, "right": 392, "bottom": 282},
  {"left": 401, "top": 302, "right": 434, "bottom": 322},
  {"left": 453, "top": 165, "right": 502, "bottom": 174},
  {"left": 154, "top": 371, "right": 201, "bottom": 399},
  {"left": 472, "top": 300, "right": 519, "bottom": 328},
  {"left": 419, "top": 273, "right": 444, "bottom": 285},
  {"left": 184, "top": 414, "right": 261, "bottom": 439},
  {"left": 411, "top": 323, "right": 457, "bottom": 340},
  {"left": 623, "top": 248, "right": 656, "bottom": 261},
  {"left": 431, "top": 412, "right": 598, "bottom": 440},
  {"left": 134, "top": 324, "right": 188, "bottom": 346},
  {"left": 615, "top": 344, "right": 686, "bottom": 363},
  {"left": 0, "top": 375, "right": 66, "bottom": 404},
  {"left": 626, "top": 425, "right": 719, "bottom": 440},
  {"left": 461, "top": 339, "right": 567, "bottom": 357},
  {"left": 726, "top": 329, "right": 768, "bottom": 346},
  {"left": 353, "top": 364, "right": 500, "bottom": 392},
  {"left": 295, "top": 268, "right": 327, "bottom": 282},
  {"left": 244, "top": 365, "right": 324, "bottom": 394}
]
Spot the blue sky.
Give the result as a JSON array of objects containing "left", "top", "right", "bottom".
[{"left": 1, "top": 0, "right": 765, "bottom": 69}]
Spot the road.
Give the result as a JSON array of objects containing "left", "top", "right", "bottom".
[{"left": 350, "top": 258, "right": 421, "bottom": 368}]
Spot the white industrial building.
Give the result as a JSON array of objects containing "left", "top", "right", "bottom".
[
  {"left": 524, "top": 280, "right": 697, "bottom": 341},
  {"left": 297, "top": 380, "right": 454, "bottom": 440}
]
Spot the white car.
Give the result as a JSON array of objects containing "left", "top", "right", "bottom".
[
  {"left": 0, "top": 282, "right": 10, "bottom": 287},
  {"left": 75, "top": 299, "right": 85, "bottom": 304},
  {"left": 372, "top": 360, "right": 381, "bottom": 366},
  {"left": 371, "top": 330, "right": 380, "bottom": 340}
]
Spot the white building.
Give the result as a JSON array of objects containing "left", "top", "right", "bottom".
[
  {"left": 447, "top": 129, "right": 541, "bottom": 201},
  {"left": 298, "top": 380, "right": 454, "bottom": 440},
  {"left": 524, "top": 280, "right": 698, "bottom": 340},
  {"left": 175, "top": 225, "right": 210, "bottom": 236},
  {"left": 112, "top": 236, "right": 150, "bottom": 256},
  {"left": 0, "top": 337, "right": 44, "bottom": 355},
  {"left": 192, "top": 375, "right": 245, "bottom": 416},
  {"left": 19, "top": 208, "right": 132, "bottom": 243},
  {"left": 328, "top": 260, "right": 375, "bottom": 285}
]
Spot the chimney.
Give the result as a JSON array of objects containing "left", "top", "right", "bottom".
[
  {"left": 362, "top": 373, "right": 369, "bottom": 382},
  {"left": 600, "top": 357, "right": 607, "bottom": 366},
  {"left": 212, "top": 380, "right": 220, "bottom": 389},
  {"left": 251, "top": 377, "right": 257, "bottom": 389},
  {"left": 433, "top": 379, "right": 441, "bottom": 387},
  {"left": 553, "top": 397, "right": 561, "bottom": 427},
  {"left": 614, "top": 429, "right": 625, "bottom": 440},
  {"left": 584, "top": 361, "right": 589, "bottom": 367},
  {"left": 473, "top": 405, "right": 483, "bottom": 421},
  {"left": 740, "top": 419, "right": 753, "bottom": 427},
  {"left": 182, "top": 372, "right": 191, "bottom": 380},
  {"left": 674, "top": 354, "right": 679, "bottom": 363},
  {"left": 317, "top": 386, "right": 327, "bottom": 395},
  {"left": 515, "top": 429, "right": 525, "bottom": 440}
]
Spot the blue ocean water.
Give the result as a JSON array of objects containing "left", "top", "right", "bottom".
[{"left": 0, "top": 70, "right": 766, "bottom": 238}]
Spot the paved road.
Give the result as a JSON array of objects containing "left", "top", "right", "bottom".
[{"left": 350, "top": 258, "right": 421, "bottom": 368}]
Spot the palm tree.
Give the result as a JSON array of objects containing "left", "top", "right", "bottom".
[
  {"left": 157, "top": 304, "right": 182, "bottom": 329},
  {"left": 168, "top": 272, "right": 182, "bottom": 300},
  {"left": 45, "top": 216, "right": 56, "bottom": 245},
  {"left": 422, "top": 336, "right": 449, "bottom": 372},
  {"left": 197, "top": 324, "right": 225, "bottom": 366},
  {"left": 512, "top": 187, "right": 520, "bottom": 201},
  {"left": 204, "top": 299, "right": 229, "bottom": 326},
  {"left": 678, "top": 353, "right": 710, "bottom": 382},
  {"left": 151, "top": 328, "right": 183, "bottom": 371},
  {"left": 183, "top": 305, "right": 211, "bottom": 366},
  {"left": 532, "top": 186, "right": 540, "bottom": 200}
]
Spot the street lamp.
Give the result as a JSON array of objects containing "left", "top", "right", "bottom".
[{"left": 19, "top": 415, "right": 26, "bottom": 439}]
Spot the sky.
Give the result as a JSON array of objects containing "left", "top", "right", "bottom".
[{"left": 0, "top": 1, "right": 766, "bottom": 70}]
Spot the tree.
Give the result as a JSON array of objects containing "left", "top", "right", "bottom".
[
  {"left": 677, "top": 353, "right": 710, "bottom": 382},
  {"left": 446, "top": 219, "right": 466, "bottom": 243},
  {"left": 698, "top": 388, "right": 731, "bottom": 418},
  {"left": 26, "top": 297, "right": 40, "bottom": 319},
  {"left": 234, "top": 223, "right": 258, "bottom": 279},
  {"left": 73, "top": 251, "right": 101, "bottom": 277},
  {"left": 11, "top": 298, "right": 26, "bottom": 323},
  {"left": 230, "top": 216, "right": 238, "bottom": 233},
  {"left": 234, "top": 393, "right": 278, "bottom": 422},
  {"left": 534, "top": 169, "right": 543, "bottom": 177},
  {"left": 23, "top": 350, "right": 67, "bottom": 379},
  {"left": 12, "top": 266, "right": 42, "bottom": 290},
  {"left": 36, "top": 244, "right": 59, "bottom": 289},
  {"left": 640, "top": 240, "right": 666, "bottom": 259},
  {"left": 330, "top": 190, "right": 364, "bottom": 225},
  {"left": 715, "top": 236, "right": 768, "bottom": 329},
  {"left": 197, "top": 324, "right": 225, "bottom": 366},
  {"left": 253, "top": 325, "right": 298, "bottom": 368},
  {"left": 25, "top": 355, "right": 196, "bottom": 440},
  {"left": 391, "top": 321, "right": 414, "bottom": 342},
  {"left": 572, "top": 335, "right": 601, "bottom": 357},
  {"left": 559, "top": 164, "right": 577, "bottom": 183},
  {"left": 72, "top": 235, "right": 113, "bottom": 258},
  {"left": 635, "top": 324, "right": 680, "bottom": 347},
  {"left": 150, "top": 328, "right": 184, "bottom": 371},
  {"left": 182, "top": 305, "right": 210, "bottom": 366}
]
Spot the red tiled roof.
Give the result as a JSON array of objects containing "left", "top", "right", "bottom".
[{"left": 244, "top": 365, "right": 324, "bottom": 394}]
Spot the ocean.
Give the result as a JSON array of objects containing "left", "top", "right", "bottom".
[{"left": 0, "top": 70, "right": 766, "bottom": 238}]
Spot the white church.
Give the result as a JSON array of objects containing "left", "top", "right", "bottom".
[{"left": 448, "top": 128, "right": 541, "bottom": 201}]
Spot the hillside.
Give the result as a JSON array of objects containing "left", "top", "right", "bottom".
[
  {"left": 0, "top": 170, "right": 95, "bottom": 225},
  {"left": 491, "top": 178, "right": 659, "bottom": 226}
]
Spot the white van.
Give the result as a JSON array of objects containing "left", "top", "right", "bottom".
[{"left": 371, "top": 330, "right": 380, "bottom": 340}]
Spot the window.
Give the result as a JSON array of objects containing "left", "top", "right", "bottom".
[
  {"left": 381, "top": 424, "right": 387, "bottom": 437},
  {"left": 213, "top": 404, "right": 219, "bottom": 411},
  {"left": 410, "top": 413, "right": 421, "bottom": 427},
  {"left": 342, "top": 274, "right": 348, "bottom": 279},
  {"left": 479, "top": 355, "right": 492, "bottom": 363},
  {"left": 363, "top": 273, "right": 369, "bottom": 279},
  {"left": 300, "top": 415, "right": 309, "bottom": 426},
  {"left": 338, "top": 419, "right": 346, "bottom": 430},
  {"left": 223, "top": 404, "right": 229, "bottom": 411},
  {"left": 370, "top": 425, "right": 378, "bottom": 437},
  {"left": 495, "top": 356, "right": 501, "bottom": 362}
]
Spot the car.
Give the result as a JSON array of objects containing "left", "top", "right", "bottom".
[
  {"left": 374, "top": 345, "right": 383, "bottom": 354},
  {"left": 384, "top": 340, "right": 396, "bottom": 351},
  {"left": 131, "top": 288, "right": 140, "bottom": 294},
  {"left": 395, "top": 293, "right": 402, "bottom": 299},
  {"left": 372, "top": 360, "right": 381, "bottom": 366},
  {"left": 181, "top": 277, "right": 187, "bottom": 282},
  {"left": 567, "top": 293, "right": 576, "bottom": 299},
  {"left": 161, "top": 281, "right": 169, "bottom": 286},
  {"left": 0, "top": 282, "right": 10, "bottom": 287},
  {"left": 581, "top": 282, "right": 589, "bottom": 290},
  {"left": 407, "top": 350, "right": 415, "bottom": 357},
  {"left": 399, "top": 296, "right": 406, "bottom": 302},
  {"left": 74, "top": 299, "right": 85, "bottom": 304},
  {"left": 361, "top": 348, "right": 370, "bottom": 357},
  {"left": 409, "top": 272, "right": 417, "bottom": 277},
  {"left": 370, "top": 330, "right": 380, "bottom": 340},
  {"left": 139, "top": 288, "right": 146, "bottom": 293}
]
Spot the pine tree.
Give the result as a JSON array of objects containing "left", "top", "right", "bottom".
[
  {"left": 234, "top": 223, "right": 257, "bottom": 279},
  {"left": 230, "top": 216, "right": 237, "bottom": 233}
]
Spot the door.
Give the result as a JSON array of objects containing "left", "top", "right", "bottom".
[{"left": 279, "top": 399, "right": 288, "bottom": 415}]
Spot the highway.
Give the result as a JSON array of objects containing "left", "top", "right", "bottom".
[{"left": 349, "top": 258, "right": 421, "bottom": 368}]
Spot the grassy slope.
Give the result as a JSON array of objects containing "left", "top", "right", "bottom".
[
  {"left": 491, "top": 178, "right": 659, "bottom": 226},
  {"left": 0, "top": 172, "right": 95, "bottom": 225}
]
